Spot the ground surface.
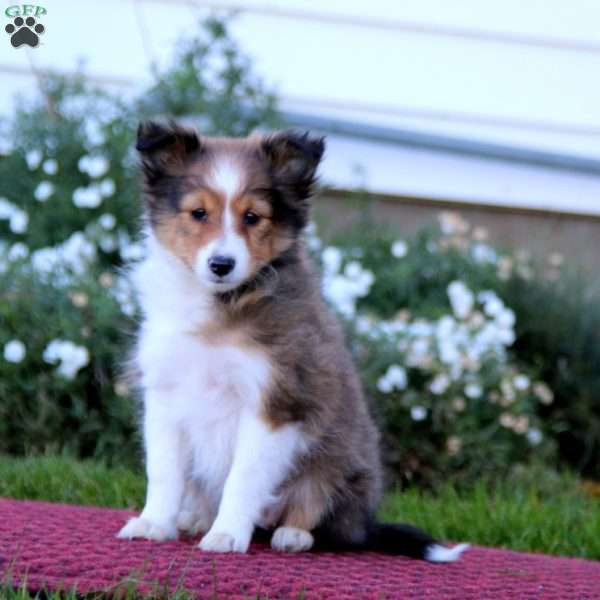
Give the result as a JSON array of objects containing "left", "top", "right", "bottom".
[
  {"left": 1, "top": 498, "right": 600, "bottom": 600},
  {"left": 1, "top": 456, "right": 599, "bottom": 560}
]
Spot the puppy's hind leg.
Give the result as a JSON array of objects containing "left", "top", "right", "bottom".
[
  {"left": 177, "top": 479, "right": 214, "bottom": 536},
  {"left": 271, "top": 478, "right": 329, "bottom": 553}
]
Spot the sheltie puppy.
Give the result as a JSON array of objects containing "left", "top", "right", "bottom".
[{"left": 117, "top": 120, "right": 468, "bottom": 561}]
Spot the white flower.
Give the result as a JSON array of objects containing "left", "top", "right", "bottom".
[
  {"left": 99, "top": 178, "right": 116, "bottom": 197},
  {"left": 83, "top": 119, "right": 106, "bottom": 146},
  {"left": 501, "top": 379, "right": 516, "bottom": 404},
  {"left": 513, "top": 374, "right": 530, "bottom": 391},
  {"left": 465, "top": 383, "right": 483, "bottom": 399},
  {"left": 304, "top": 222, "right": 322, "bottom": 251},
  {"left": 9, "top": 209, "right": 28, "bottom": 233},
  {"left": 31, "top": 247, "right": 60, "bottom": 274},
  {"left": 526, "top": 428, "right": 543, "bottom": 446},
  {"left": 406, "top": 338, "right": 431, "bottom": 368},
  {"left": 25, "top": 149, "right": 42, "bottom": 170},
  {"left": 438, "top": 211, "right": 469, "bottom": 235},
  {"left": 3, "top": 340, "right": 26, "bottom": 363},
  {"left": 73, "top": 185, "right": 103, "bottom": 208},
  {"left": 321, "top": 253, "right": 373, "bottom": 318},
  {"left": 8, "top": 242, "right": 29, "bottom": 261},
  {"left": 533, "top": 382, "right": 554, "bottom": 405},
  {"left": 120, "top": 302, "right": 136, "bottom": 317},
  {"left": 496, "top": 308, "right": 516, "bottom": 329},
  {"left": 78, "top": 155, "right": 110, "bottom": 178},
  {"left": 61, "top": 232, "right": 96, "bottom": 269},
  {"left": 356, "top": 270, "right": 375, "bottom": 293},
  {"left": 344, "top": 261, "right": 363, "bottom": 279},
  {"left": 429, "top": 373, "right": 450, "bottom": 395},
  {"left": 409, "top": 320, "right": 434, "bottom": 337},
  {"left": 110, "top": 275, "right": 137, "bottom": 316},
  {"left": 99, "top": 235, "right": 117, "bottom": 253},
  {"left": 42, "top": 159, "right": 58, "bottom": 175},
  {"left": 120, "top": 241, "right": 145, "bottom": 262},
  {"left": 484, "top": 296, "right": 504, "bottom": 317},
  {"left": 447, "top": 281, "right": 474, "bottom": 320},
  {"left": 99, "top": 213, "right": 116, "bottom": 230},
  {"left": 0, "top": 137, "right": 14, "bottom": 155},
  {"left": 377, "top": 376, "right": 393, "bottom": 394},
  {"left": 355, "top": 315, "right": 374, "bottom": 335},
  {"left": 321, "top": 247, "right": 343, "bottom": 275},
  {"left": 410, "top": 406, "right": 427, "bottom": 421},
  {"left": 31, "top": 232, "right": 97, "bottom": 281},
  {"left": 0, "top": 197, "right": 16, "bottom": 219},
  {"left": 323, "top": 276, "right": 358, "bottom": 318},
  {"left": 384, "top": 364, "right": 408, "bottom": 390},
  {"left": 472, "top": 243, "right": 497, "bottom": 264},
  {"left": 391, "top": 240, "right": 408, "bottom": 258},
  {"left": 43, "top": 339, "right": 90, "bottom": 380},
  {"left": 439, "top": 340, "right": 460, "bottom": 366},
  {"left": 497, "top": 328, "right": 516, "bottom": 346},
  {"left": 436, "top": 315, "right": 456, "bottom": 337},
  {"left": 448, "top": 362, "right": 463, "bottom": 381},
  {"left": 34, "top": 181, "right": 55, "bottom": 202}
]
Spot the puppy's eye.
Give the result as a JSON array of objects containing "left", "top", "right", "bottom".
[
  {"left": 191, "top": 208, "right": 207, "bottom": 222},
  {"left": 243, "top": 211, "right": 260, "bottom": 226}
]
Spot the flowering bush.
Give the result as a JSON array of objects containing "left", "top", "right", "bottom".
[
  {"left": 316, "top": 212, "right": 600, "bottom": 480},
  {"left": 0, "top": 18, "right": 278, "bottom": 464},
  {"left": 0, "top": 18, "right": 598, "bottom": 484},
  {"left": 0, "top": 266, "right": 136, "bottom": 460},
  {"left": 312, "top": 220, "right": 558, "bottom": 485}
]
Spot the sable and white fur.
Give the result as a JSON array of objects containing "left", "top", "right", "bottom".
[{"left": 117, "top": 121, "right": 468, "bottom": 561}]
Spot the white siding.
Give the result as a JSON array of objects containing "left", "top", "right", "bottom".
[{"left": 1, "top": 0, "right": 599, "bottom": 214}]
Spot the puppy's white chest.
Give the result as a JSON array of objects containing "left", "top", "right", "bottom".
[
  {"left": 138, "top": 326, "right": 272, "bottom": 500},
  {"left": 139, "top": 327, "right": 271, "bottom": 413}
]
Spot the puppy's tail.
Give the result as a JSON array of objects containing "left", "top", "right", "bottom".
[
  {"left": 365, "top": 522, "right": 469, "bottom": 562},
  {"left": 314, "top": 521, "right": 470, "bottom": 562}
]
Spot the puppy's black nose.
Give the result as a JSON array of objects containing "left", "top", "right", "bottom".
[{"left": 208, "top": 255, "right": 235, "bottom": 277}]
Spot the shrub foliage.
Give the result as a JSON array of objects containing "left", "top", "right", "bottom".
[{"left": 0, "top": 19, "right": 598, "bottom": 484}]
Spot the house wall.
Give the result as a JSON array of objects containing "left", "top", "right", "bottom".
[{"left": 316, "top": 191, "right": 600, "bottom": 275}]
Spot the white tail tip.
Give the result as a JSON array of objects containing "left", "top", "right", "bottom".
[{"left": 425, "top": 542, "right": 470, "bottom": 563}]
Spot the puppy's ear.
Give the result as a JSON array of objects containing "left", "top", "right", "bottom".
[
  {"left": 262, "top": 130, "right": 325, "bottom": 199},
  {"left": 136, "top": 120, "right": 200, "bottom": 185}
]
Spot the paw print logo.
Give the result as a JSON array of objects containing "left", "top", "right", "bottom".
[{"left": 5, "top": 16, "right": 45, "bottom": 48}]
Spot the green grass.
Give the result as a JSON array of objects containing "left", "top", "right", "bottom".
[
  {"left": 0, "top": 454, "right": 145, "bottom": 509},
  {"left": 0, "top": 455, "right": 598, "bottom": 598},
  {"left": 381, "top": 475, "right": 600, "bottom": 559},
  {"left": 1, "top": 581, "right": 200, "bottom": 600}
]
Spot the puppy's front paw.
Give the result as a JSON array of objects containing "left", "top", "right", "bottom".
[
  {"left": 199, "top": 529, "right": 251, "bottom": 553},
  {"left": 117, "top": 516, "right": 177, "bottom": 541},
  {"left": 271, "top": 526, "right": 314, "bottom": 553}
]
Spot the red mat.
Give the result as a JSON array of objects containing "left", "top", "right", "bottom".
[{"left": 0, "top": 499, "right": 598, "bottom": 599}]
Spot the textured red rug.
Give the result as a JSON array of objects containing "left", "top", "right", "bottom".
[{"left": 0, "top": 498, "right": 598, "bottom": 599}]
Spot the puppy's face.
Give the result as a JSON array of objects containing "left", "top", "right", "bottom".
[{"left": 137, "top": 122, "right": 324, "bottom": 292}]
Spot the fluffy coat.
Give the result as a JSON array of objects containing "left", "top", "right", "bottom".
[{"left": 117, "top": 121, "right": 467, "bottom": 561}]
